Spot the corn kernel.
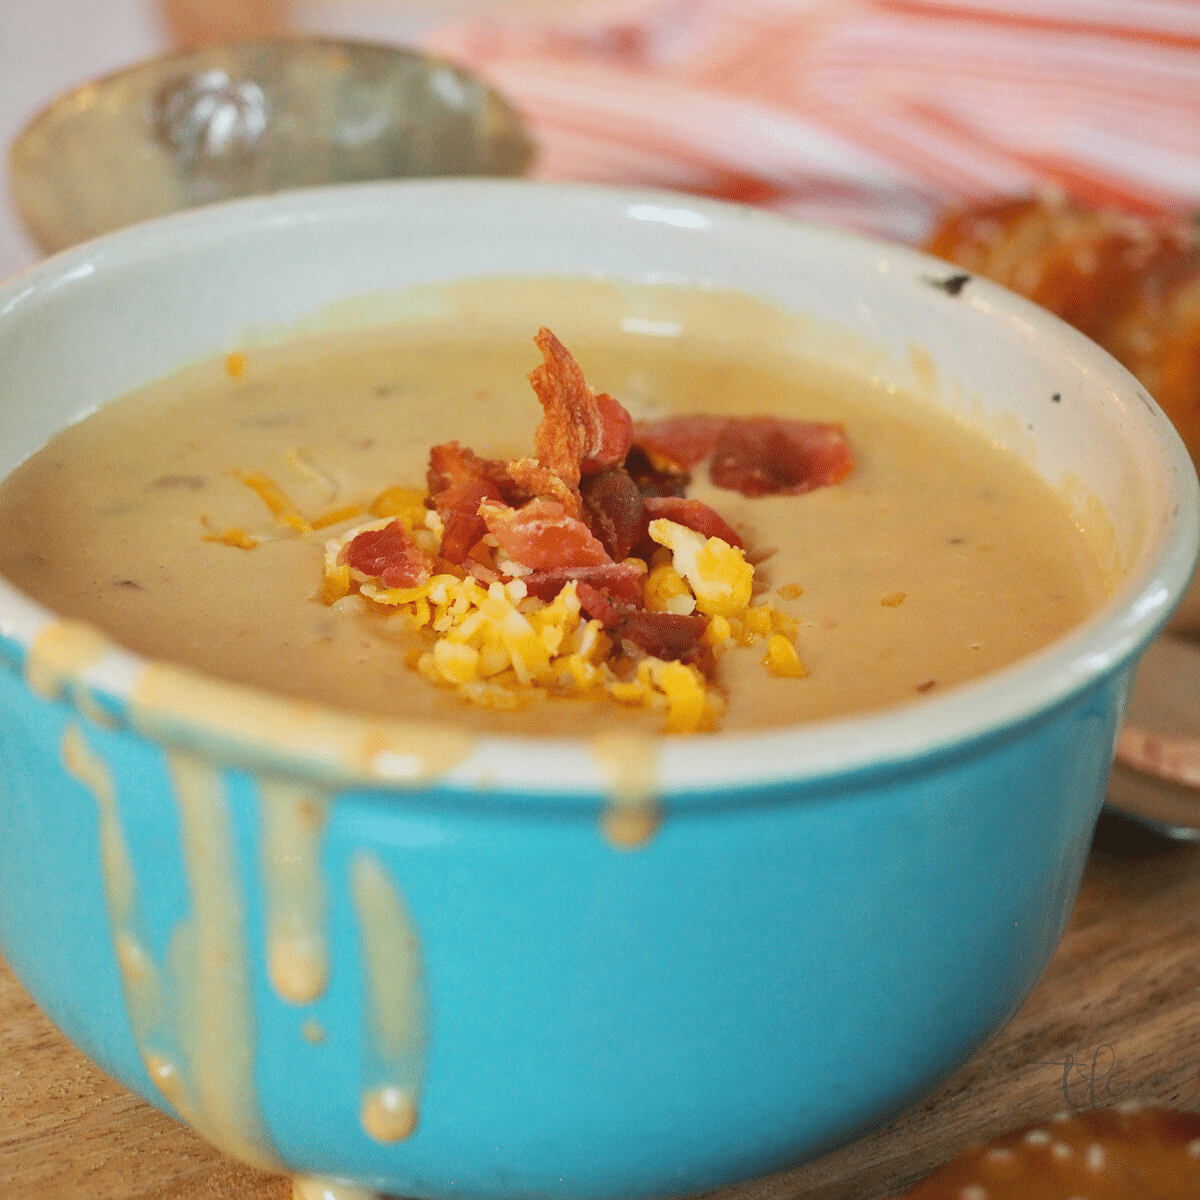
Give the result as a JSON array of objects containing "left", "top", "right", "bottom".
[
  {"left": 660, "top": 662, "right": 709, "bottom": 734},
  {"left": 320, "top": 562, "right": 351, "bottom": 604},
  {"left": 445, "top": 610, "right": 486, "bottom": 646},
  {"left": 609, "top": 679, "right": 650, "bottom": 705},
  {"left": 770, "top": 609, "right": 799, "bottom": 638},
  {"left": 644, "top": 562, "right": 694, "bottom": 614},
  {"left": 648, "top": 519, "right": 754, "bottom": 618},
  {"left": 744, "top": 606, "right": 774, "bottom": 636},
  {"left": 764, "top": 634, "right": 808, "bottom": 678},
  {"left": 434, "top": 640, "right": 480, "bottom": 684},
  {"left": 478, "top": 644, "right": 512, "bottom": 678},
  {"left": 461, "top": 577, "right": 488, "bottom": 607},
  {"left": 540, "top": 623, "right": 566, "bottom": 656},
  {"left": 497, "top": 610, "right": 550, "bottom": 684},
  {"left": 693, "top": 541, "right": 753, "bottom": 617},
  {"left": 703, "top": 615, "right": 733, "bottom": 647},
  {"left": 564, "top": 655, "right": 598, "bottom": 689}
]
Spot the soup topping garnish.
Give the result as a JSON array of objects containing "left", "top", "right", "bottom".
[{"left": 225, "top": 328, "right": 853, "bottom": 733}]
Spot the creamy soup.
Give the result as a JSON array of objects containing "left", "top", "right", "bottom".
[{"left": 0, "top": 280, "right": 1110, "bottom": 736}]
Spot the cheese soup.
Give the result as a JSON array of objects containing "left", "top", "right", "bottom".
[{"left": 0, "top": 280, "right": 1110, "bottom": 736}]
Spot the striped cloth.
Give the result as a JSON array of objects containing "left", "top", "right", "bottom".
[{"left": 423, "top": 0, "right": 1200, "bottom": 242}]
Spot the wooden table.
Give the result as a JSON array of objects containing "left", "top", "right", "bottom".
[{"left": 3, "top": 811, "right": 1199, "bottom": 1200}]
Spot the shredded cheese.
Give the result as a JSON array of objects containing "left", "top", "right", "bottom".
[
  {"left": 214, "top": 469, "right": 811, "bottom": 734},
  {"left": 202, "top": 527, "right": 258, "bottom": 550},
  {"left": 647, "top": 519, "right": 754, "bottom": 617}
]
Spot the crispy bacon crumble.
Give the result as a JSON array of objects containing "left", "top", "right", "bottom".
[{"left": 223, "top": 328, "right": 855, "bottom": 733}]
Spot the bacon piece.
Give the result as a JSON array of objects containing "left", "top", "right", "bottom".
[
  {"left": 709, "top": 417, "right": 853, "bottom": 497},
  {"left": 527, "top": 328, "right": 635, "bottom": 505},
  {"left": 622, "top": 444, "right": 690, "bottom": 498},
  {"left": 523, "top": 562, "right": 645, "bottom": 605},
  {"left": 341, "top": 520, "right": 434, "bottom": 588},
  {"left": 580, "top": 468, "right": 648, "bottom": 561},
  {"left": 434, "top": 479, "right": 502, "bottom": 565},
  {"left": 427, "top": 441, "right": 526, "bottom": 565},
  {"left": 426, "top": 440, "right": 513, "bottom": 497},
  {"left": 583, "top": 390, "right": 634, "bottom": 475},
  {"left": 505, "top": 456, "right": 581, "bottom": 516},
  {"left": 642, "top": 496, "right": 743, "bottom": 548},
  {"left": 632, "top": 415, "right": 853, "bottom": 498},
  {"left": 631, "top": 415, "right": 728, "bottom": 471},
  {"left": 575, "top": 582, "right": 708, "bottom": 664},
  {"left": 479, "top": 496, "right": 611, "bottom": 571}
]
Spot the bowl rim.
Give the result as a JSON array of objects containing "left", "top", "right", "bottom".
[{"left": 0, "top": 178, "right": 1197, "bottom": 802}]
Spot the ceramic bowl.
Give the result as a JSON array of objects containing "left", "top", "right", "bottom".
[{"left": 0, "top": 181, "right": 1196, "bottom": 1200}]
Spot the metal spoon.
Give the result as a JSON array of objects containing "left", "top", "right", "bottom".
[{"left": 9, "top": 36, "right": 536, "bottom": 255}]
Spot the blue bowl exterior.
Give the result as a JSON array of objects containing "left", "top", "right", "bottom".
[{"left": 0, "top": 651, "right": 1131, "bottom": 1200}]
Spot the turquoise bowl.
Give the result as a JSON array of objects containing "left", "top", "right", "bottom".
[{"left": 0, "top": 182, "right": 1196, "bottom": 1200}]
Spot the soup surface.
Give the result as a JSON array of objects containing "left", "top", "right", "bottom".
[{"left": 0, "top": 280, "right": 1110, "bottom": 736}]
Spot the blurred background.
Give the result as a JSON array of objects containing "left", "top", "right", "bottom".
[
  {"left": 5, "top": 0, "right": 1200, "bottom": 284},
  {"left": 0, "top": 1, "right": 449, "bottom": 277}
]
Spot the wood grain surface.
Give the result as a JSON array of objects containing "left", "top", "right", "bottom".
[{"left": 2, "top": 811, "right": 1198, "bottom": 1200}]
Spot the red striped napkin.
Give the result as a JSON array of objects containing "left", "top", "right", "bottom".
[{"left": 424, "top": 0, "right": 1200, "bottom": 240}]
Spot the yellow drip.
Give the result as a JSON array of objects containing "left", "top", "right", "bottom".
[
  {"left": 259, "top": 780, "right": 331, "bottom": 1004},
  {"left": 349, "top": 851, "right": 429, "bottom": 1144}
]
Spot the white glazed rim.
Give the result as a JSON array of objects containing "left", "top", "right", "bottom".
[{"left": 0, "top": 180, "right": 1197, "bottom": 800}]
